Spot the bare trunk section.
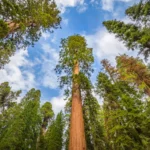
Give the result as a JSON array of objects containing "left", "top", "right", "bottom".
[
  {"left": 5, "top": 21, "right": 36, "bottom": 38},
  {"left": 7, "top": 22, "right": 20, "bottom": 34},
  {"left": 41, "top": 117, "right": 48, "bottom": 136},
  {"left": 69, "top": 61, "right": 86, "bottom": 150},
  {"left": 41, "top": 125, "right": 47, "bottom": 136}
]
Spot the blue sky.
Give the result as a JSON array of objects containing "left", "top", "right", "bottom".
[{"left": 0, "top": 0, "right": 140, "bottom": 114}]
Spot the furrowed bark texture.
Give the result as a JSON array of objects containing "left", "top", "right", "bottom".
[{"left": 69, "top": 61, "right": 86, "bottom": 150}]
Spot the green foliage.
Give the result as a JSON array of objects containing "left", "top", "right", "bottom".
[
  {"left": 126, "top": 0, "right": 150, "bottom": 25},
  {"left": 41, "top": 102, "right": 54, "bottom": 132},
  {"left": 0, "top": 87, "right": 65, "bottom": 150},
  {"left": 0, "top": 40, "right": 16, "bottom": 68},
  {"left": 56, "top": 35, "right": 94, "bottom": 97},
  {"left": 64, "top": 98, "right": 72, "bottom": 150},
  {"left": 45, "top": 111, "right": 64, "bottom": 150},
  {"left": 0, "top": 88, "right": 41, "bottom": 150},
  {"left": 103, "top": 0, "right": 150, "bottom": 59},
  {"left": 0, "top": 20, "right": 8, "bottom": 38},
  {"left": 83, "top": 93, "right": 105, "bottom": 150},
  {"left": 81, "top": 74, "right": 106, "bottom": 150},
  {"left": 0, "top": 82, "right": 21, "bottom": 112},
  {"left": 0, "top": 0, "right": 61, "bottom": 68},
  {"left": 96, "top": 57, "right": 150, "bottom": 150}
]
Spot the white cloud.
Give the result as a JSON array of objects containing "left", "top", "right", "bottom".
[
  {"left": 85, "top": 25, "right": 139, "bottom": 65},
  {"left": 77, "top": 3, "right": 88, "bottom": 13},
  {"left": 55, "top": 0, "right": 85, "bottom": 13},
  {"left": 102, "top": 0, "right": 114, "bottom": 11},
  {"left": 40, "top": 43, "right": 59, "bottom": 89},
  {"left": 85, "top": 28, "right": 127, "bottom": 64},
  {"left": 0, "top": 49, "right": 36, "bottom": 91},
  {"left": 92, "top": 0, "right": 140, "bottom": 12},
  {"left": 51, "top": 94, "right": 67, "bottom": 115},
  {"left": 41, "top": 43, "right": 59, "bottom": 61},
  {"left": 62, "top": 18, "right": 69, "bottom": 26},
  {"left": 41, "top": 32, "right": 50, "bottom": 40},
  {"left": 92, "top": 91, "right": 103, "bottom": 105},
  {"left": 55, "top": 0, "right": 84, "bottom": 7},
  {"left": 90, "top": 0, "right": 95, "bottom": 3}
]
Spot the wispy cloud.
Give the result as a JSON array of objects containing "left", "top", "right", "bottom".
[
  {"left": 85, "top": 27, "right": 138, "bottom": 65},
  {"left": 0, "top": 49, "right": 36, "bottom": 91},
  {"left": 62, "top": 18, "right": 69, "bottom": 26},
  {"left": 41, "top": 32, "right": 51, "bottom": 40},
  {"left": 85, "top": 28, "right": 127, "bottom": 64},
  {"left": 91, "top": 0, "right": 140, "bottom": 12},
  {"left": 55, "top": 0, "right": 85, "bottom": 13},
  {"left": 39, "top": 43, "right": 59, "bottom": 89},
  {"left": 51, "top": 93, "right": 67, "bottom": 115},
  {"left": 77, "top": 3, "right": 88, "bottom": 13}
]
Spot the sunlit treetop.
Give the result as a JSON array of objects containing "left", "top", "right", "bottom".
[
  {"left": 56, "top": 35, "right": 94, "bottom": 91},
  {"left": 116, "top": 54, "right": 150, "bottom": 96}
]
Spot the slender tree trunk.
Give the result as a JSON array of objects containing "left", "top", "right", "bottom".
[{"left": 69, "top": 61, "right": 86, "bottom": 150}]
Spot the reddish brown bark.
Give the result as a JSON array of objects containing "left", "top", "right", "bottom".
[
  {"left": 5, "top": 21, "right": 36, "bottom": 38},
  {"left": 7, "top": 22, "right": 20, "bottom": 33},
  {"left": 69, "top": 61, "right": 86, "bottom": 150}
]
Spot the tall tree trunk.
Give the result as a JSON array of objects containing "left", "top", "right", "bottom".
[{"left": 69, "top": 61, "right": 86, "bottom": 150}]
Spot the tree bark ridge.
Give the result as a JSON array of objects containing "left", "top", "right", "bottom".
[{"left": 69, "top": 61, "right": 86, "bottom": 150}]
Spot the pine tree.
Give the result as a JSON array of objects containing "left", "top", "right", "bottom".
[
  {"left": 79, "top": 73, "right": 105, "bottom": 150},
  {"left": 116, "top": 54, "right": 150, "bottom": 96},
  {"left": 45, "top": 111, "right": 64, "bottom": 150},
  {"left": 103, "top": 0, "right": 150, "bottom": 59},
  {"left": 0, "top": 88, "right": 41, "bottom": 150},
  {"left": 41, "top": 102, "right": 54, "bottom": 135},
  {"left": 56, "top": 35, "right": 94, "bottom": 150},
  {"left": 83, "top": 93, "right": 105, "bottom": 150},
  {"left": 0, "top": 82, "right": 21, "bottom": 112},
  {"left": 0, "top": 0, "right": 61, "bottom": 68},
  {"left": 37, "top": 102, "right": 54, "bottom": 150},
  {"left": 96, "top": 58, "right": 150, "bottom": 149},
  {"left": 64, "top": 98, "right": 72, "bottom": 150}
]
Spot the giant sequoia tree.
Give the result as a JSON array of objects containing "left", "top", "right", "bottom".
[
  {"left": 103, "top": 0, "right": 150, "bottom": 59},
  {"left": 56, "top": 35, "right": 94, "bottom": 150},
  {"left": 64, "top": 74, "right": 105, "bottom": 150},
  {"left": 0, "top": 0, "right": 61, "bottom": 68}
]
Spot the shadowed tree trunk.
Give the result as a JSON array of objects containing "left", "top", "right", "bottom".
[{"left": 69, "top": 61, "right": 86, "bottom": 150}]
